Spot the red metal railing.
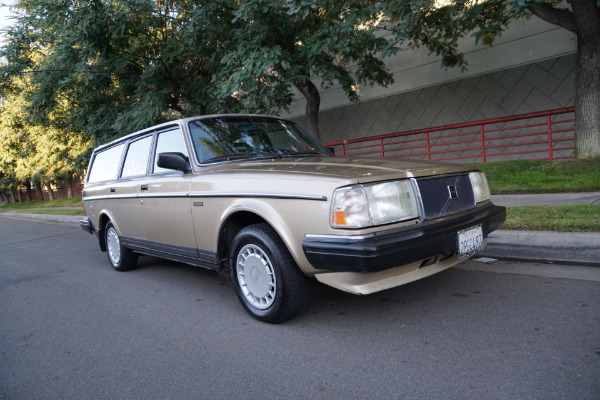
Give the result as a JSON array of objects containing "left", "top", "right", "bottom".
[{"left": 325, "top": 107, "right": 575, "bottom": 163}]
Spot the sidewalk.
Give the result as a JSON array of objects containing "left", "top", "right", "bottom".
[
  {"left": 1, "top": 193, "right": 599, "bottom": 267},
  {"left": 482, "top": 192, "right": 600, "bottom": 267}
]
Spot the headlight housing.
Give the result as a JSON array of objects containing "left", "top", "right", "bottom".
[
  {"left": 469, "top": 171, "right": 491, "bottom": 203},
  {"left": 331, "top": 180, "right": 418, "bottom": 228}
]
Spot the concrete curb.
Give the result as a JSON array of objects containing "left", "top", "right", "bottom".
[
  {"left": 0, "top": 213, "right": 82, "bottom": 224},
  {"left": 482, "top": 230, "right": 600, "bottom": 267},
  {"left": 491, "top": 192, "right": 600, "bottom": 207}
]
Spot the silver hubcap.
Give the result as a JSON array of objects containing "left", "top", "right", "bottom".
[
  {"left": 106, "top": 227, "right": 121, "bottom": 266},
  {"left": 236, "top": 244, "right": 276, "bottom": 310}
]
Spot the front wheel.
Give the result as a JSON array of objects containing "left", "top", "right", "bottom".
[
  {"left": 230, "top": 224, "right": 309, "bottom": 323},
  {"left": 105, "top": 221, "right": 138, "bottom": 272}
]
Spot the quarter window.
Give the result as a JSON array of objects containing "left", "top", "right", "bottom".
[
  {"left": 87, "top": 143, "right": 125, "bottom": 184},
  {"left": 121, "top": 136, "right": 152, "bottom": 178}
]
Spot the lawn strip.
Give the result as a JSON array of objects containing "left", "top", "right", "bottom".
[
  {"left": 478, "top": 158, "right": 600, "bottom": 194},
  {"left": 503, "top": 205, "right": 600, "bottom": 232}
]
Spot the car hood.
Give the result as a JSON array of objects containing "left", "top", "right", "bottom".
[{"left": 206, "top": 156, "right": 476, "bottom": 184}]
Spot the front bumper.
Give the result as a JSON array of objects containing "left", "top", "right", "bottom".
[{"left": 302, "top": 203, "right": 506, "bottom": 273}]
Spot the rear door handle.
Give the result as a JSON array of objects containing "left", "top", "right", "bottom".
[
  {"left": 141, "top": 184, "right": 148, "bottom": 191},
  {"left": 110, "top": 187, "right": 115, "bottom": 193}
]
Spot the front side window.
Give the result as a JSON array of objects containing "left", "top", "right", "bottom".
[
  {"left": 188, "top": 116, "right": 329, "bottom": 164},
  {"left": 87, "top": 143, "right": 125, "bottom": 184},
  {"left": 153, "top": 128, "right": 188, "bottom": 174},
  {"left": 121, "top": 136, "right": 152, "bottom": 178}
]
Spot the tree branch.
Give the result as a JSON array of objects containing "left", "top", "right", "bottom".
[{"left": 528, "top": 3, "right": 578, "bottom": 34}]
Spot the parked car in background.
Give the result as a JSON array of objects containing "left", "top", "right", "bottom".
[{"left": 80, "top": 115, "right": 506, "bottom": 323}]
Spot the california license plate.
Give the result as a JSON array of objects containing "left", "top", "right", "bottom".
[{"left": 457, "top": 225, "right": 484, "bottom": 259}]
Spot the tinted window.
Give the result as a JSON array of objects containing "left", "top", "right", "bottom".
[
  {"left": 87, "top": 143, "right": 125, "bottom": 184},
  {"left": 121, "top": 136, "right": 152, "bottom": 178},
  {"left": 153, "top": 128, "right": 188, "bottom": 174}
]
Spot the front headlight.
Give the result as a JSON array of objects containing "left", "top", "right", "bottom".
[
  {"left": 331, "top": 180, "right": 418, "bottom": 228},
  {"left": 469, "top": 171, "right": 491, "bottom": 203}
]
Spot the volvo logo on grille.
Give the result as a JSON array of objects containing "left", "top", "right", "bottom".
[{"left": 447, "top": 185, "right": 458, "bottom": 199}]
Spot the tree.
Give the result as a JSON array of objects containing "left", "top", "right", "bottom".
[
  {"left": 0, "top": 67, "right": 93, "bottom": 200},
  {"left": 1, "top": 0, "right": 240, "bottom": 145},
  {"left": 216, "top": 0, "right": 396, "bottom": 140},
  {"left": 378, "top": 0, "right": 600, "bottom": 158}
]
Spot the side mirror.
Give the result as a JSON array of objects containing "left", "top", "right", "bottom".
[
  {"left": 157, "top": 152, "right": 190, "bottom": 172},
  {"left": 327, "top": 146, "right": 336, "bottom": 155}
]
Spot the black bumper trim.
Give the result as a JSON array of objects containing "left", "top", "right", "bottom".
[
  {"left": 302, "top": 203, "right": 506, "bottom": 273},
  {"left": 80, "top": 217, "right": 94, "bottom": 234}
]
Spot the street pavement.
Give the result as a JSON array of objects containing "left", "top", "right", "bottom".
[
  {"left": 1, "top": 217, "right": 599, "bottom": 400},
  {"left": 1, "top": 192, "right": 599, "bottom": 266}
]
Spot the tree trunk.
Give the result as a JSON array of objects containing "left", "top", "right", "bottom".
[
  {"left": 34, "top": 182, "right": 43, "bottom": 201},
  {"left": 294, "top": 80, "right": 322, "bottom": 141},
  {"left": 530, "top": 0, "right": 600, "bottom": 158},
  {"left": 575, "top": 39, "right": 600, "bottom": 158},
  {"left": 25, "top": 181, "right": 32, "bottom": 202},
  {"left": 14, "top": 187, "right": 22, "bottom": 203},
  {"left": 67, "top": 174, "right": 74, "bottom": 199},
  {"left": 45, "top": 182, "right": 56, "bottom": 201},
  {"left": 572, "top": 0, "right": 600, "bottom": 158}
]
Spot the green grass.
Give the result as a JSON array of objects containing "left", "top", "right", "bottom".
[
  {"left": 504, "top": 205, "right": 600, "bottom": 232},
  {"left": 1, "top": 197, "right": 83, "bottom": 209},
  {"left": 477, "top": 158, "right": 600, "bottom": 194},
  {"left": 0, "top": 208, "right": 84, "bottom": 216}
]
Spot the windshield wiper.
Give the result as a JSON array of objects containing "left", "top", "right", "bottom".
[
  {"left": 202, "top": 151, "right": 281, "bottom": 164},
  {"left": 279, "top": 149, "right": 323, "bottom": 157}
]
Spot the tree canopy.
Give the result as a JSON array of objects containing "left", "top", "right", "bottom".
[{"left": 216, "top": 0, "right": 396, "bottom": 140}]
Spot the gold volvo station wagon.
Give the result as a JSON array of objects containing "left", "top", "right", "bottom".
[{"left": 80, "top": 115, "right": 506, "bottom": 323}]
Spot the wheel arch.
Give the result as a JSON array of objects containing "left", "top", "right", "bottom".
[
  {"left": 217, "top": 211, "right": 266, "bottom": 265},
  {"left": 215, "top": 201, "right": 314, "bottom": 274},
  {"left": 98, "top": 212, "right": 112, "bottom": 252}
]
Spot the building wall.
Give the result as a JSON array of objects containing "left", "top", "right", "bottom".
[
  {"left": 310, "top": 53, "right": 575, "bottom": 145},
  {"left": 282, "top": 16, "right": 577, "bottom": 150}
]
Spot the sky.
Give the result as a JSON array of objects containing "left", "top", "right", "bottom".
[{"left": 0, "top": 1, "right": 17, "bottom": 47}]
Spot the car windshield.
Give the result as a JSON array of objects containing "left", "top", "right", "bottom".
[{"left": 188, "top": 116, "right": 331, "bottom": 164}]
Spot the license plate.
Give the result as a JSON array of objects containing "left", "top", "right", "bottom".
[{"left": 457, "top": 225, "right": 484, "bottom": 259}]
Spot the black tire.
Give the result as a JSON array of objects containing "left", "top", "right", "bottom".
[
  {"left": 230, "top": 223, "right": 309, "bottom": 323},
  {"left": 104, "top": 221, "right": 138, "bottom": 272}
]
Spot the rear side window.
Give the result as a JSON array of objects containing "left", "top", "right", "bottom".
[
  {"left": 121, "top": 136, "right": 153, "bottom": 178},
  {"left": 87, "top": 143, "right": 125, "bottom": 184},
  {"left": 153, "top": 128, "right": 188, "bottom": 174}
]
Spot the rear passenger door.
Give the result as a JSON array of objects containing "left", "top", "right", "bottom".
[
  {"left": 110, "top": 134, "right": 153, "bottom": 243},
  {"left": 139, "top": 126, "right": 197, "bottom": 261}
]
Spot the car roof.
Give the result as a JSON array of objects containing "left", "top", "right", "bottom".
[{"left": 93, "top": 114, "right": 287, "bottom": 153}]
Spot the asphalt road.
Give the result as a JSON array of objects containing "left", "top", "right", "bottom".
[{"left": 1, "top": 217, "right": 599, "bottom": 400}]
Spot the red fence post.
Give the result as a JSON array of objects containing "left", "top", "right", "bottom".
[
  {"left": 480, "top": 123, "right": 487, "bottom": 163},
  {"left": 425, "top": 131, "right": 431, "bottom": 160},
  {"left": 547, "top": 115, "right": 554, "bottom": 160}
]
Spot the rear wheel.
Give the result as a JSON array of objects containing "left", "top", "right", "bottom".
[
  {"left": 105, "top": 221, "right": 138, "bottom": 271},
  {"left": 230, "top": 224, "right": 309, "bottom": 323}
]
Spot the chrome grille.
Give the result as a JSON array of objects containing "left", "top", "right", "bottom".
[{"left": 415, "top": 174, "right": 475, "bottom": 219}]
